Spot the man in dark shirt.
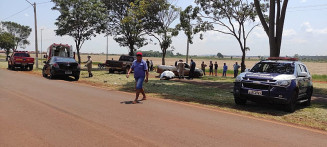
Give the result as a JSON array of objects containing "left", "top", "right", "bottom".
[
  {"left": 214, "top": 61, "right": 218, "bottom": 76},
  {"left": 189, "top": 59, "right": 196, "bottom": 79}
]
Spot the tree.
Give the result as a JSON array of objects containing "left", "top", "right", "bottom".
[
  {"left": 0, "top": 32, "right": 15, "bottom": 61},
  {"left": 178, "top": 6, "right": 196, "bottom": 64},
  {"left": 193, "top": 0, "right": 261, "bottom": 72},
  {"left": 217, "top": 52, "right": 224, "bottom": 58},
  {"left": 1, "top": 21, "right": 31, "bottom": 50},
  {"left": 148, "top": 1, "right": 180, "bottom": 65},
  {"left": 52, "top": 0, "right": 108, "bottom": 64},
  {"left": 254, "top": 0, "right": 288, "bottom": 57},
  {"left": 103, "top": 0, "right": 163, "bottom": 56}
]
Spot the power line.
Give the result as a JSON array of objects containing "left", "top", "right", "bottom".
[
  {"left": 288, "top": 4, "right": 327, "bottom": 9},
  {"left": 1, "top": 6, "right": 32, "bottom": 21}
]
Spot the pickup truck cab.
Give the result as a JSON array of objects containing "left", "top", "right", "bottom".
[
  {"left": 105, "top": 55, "right": 136, "bottom": 73},
  {"left": 8, "top": 51, "right": 35, "bottom": 70},
  {"left": 233, "top": 57, "right": 313, "bottom": 112}
]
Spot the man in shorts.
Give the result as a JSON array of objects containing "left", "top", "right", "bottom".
[{"left": 126, "top": 52, "right": 149, "bottom": 104}]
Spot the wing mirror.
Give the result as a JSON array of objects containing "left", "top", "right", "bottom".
[
  {"left": 298, "top": 72, "right": 308, "bottom": 77},
  {"left": 245, "top": 69, "right": 250, "bottom": 72},
  {"left": 43, "top": 55, "right": 48, "bottom": 58}
]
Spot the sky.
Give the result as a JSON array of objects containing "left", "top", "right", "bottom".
[{"left": 0, "top": 0, "right": 327, "bottom": 56}]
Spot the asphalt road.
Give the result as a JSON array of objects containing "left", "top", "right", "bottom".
[{"left": 1, "top": 69, "right": 327, "bottom": 147}]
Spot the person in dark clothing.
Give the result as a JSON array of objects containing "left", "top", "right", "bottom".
[
  {"left": 189, "top": 59, "right": 196, "bottom": 79},
  {"left": 146, "top": 59, "right": 150, "bottom": 72},
  {"left": 223, "top": 63, "right": 228, "bottom": 77},
  {"left": 214, "top": 61, "right": 218, "bottom": 76},
  {"left": 209, "top": 61, "right": 213, "bottom": 76},
  {"left": 233, "top": 62, "right": 241, "bottom": 78},
  {"left": 175, "top": 61, "right": 178, "bottom": 67},
  {"left": 201, "top": 61, "right": 207, "bottom": 76}
]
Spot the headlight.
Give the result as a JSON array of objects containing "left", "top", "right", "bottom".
[
  {"left": 235, "top": 76, "right": 243, "bottom": 82},
  {"left": 276, "top": 80, "right": 291, "bottom": 87}
]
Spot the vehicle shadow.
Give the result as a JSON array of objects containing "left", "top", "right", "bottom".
[
  {"left": 120, "top": 100, "right": 143, "bottom": 104},
  {"left": 45, "top": 76, "right": 77, "bottom": 82},
  {"left": 119, "top": 79, "right": 323, "bottom": 116}
]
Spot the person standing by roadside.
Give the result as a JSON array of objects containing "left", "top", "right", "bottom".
[
  {"left": 223, "top": 63, "right": 228, "bottom": 77},
  {"left": 85, "top": 56, "right": 93, "bottom": 77},
  {"left": 126, "top": 52, "right": 149, "bottom": 104},
  {"left": 146, "top": 59, "right": 150, "bottom": 72},
  {"left": 209, "top": 61, "right": 213, "bottom": 76},
  {"left": 150, "top": 60, "right": 153, "bottom": 71},
  {"left": 189, "top": 59, "right": 196, "bottom": 79},
  {"left": 214, "top": 61, "right": 218, "bottom": 76},
  {"left": 233, "top": 62, "right": 241, "bottom": 78},
  {"left": 177, "top": 59, "right": 185, "bottom": 79},
  {"left": 201, "top": 61, "right": 207, "bottom": 76}
]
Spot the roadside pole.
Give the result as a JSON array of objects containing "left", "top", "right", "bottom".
[
  {"left": 41, "top": 28, "right": 43, "bottom": 65},
  {"left": 106, "top": 35, "right": 108, "bottom": 60},
  {"left": 26, "top": 0, "right": 39, "bottom": 69},
  {"left": 186, "top": 39, "right": 189, "bottom": 64}
]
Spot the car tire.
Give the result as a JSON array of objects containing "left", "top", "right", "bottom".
[
  {"left": 285, "top": 91, "right": 298, "bottom": 113},
  {"left": 234, "top": 97, "right": 247, "bottom": 105},
  {"left": 49, "top": 69, "right": 55, "bottom": 79},
  {"left": 194, "top": 72, "right": 200, "bottom": 78},
  {"left": 29, "top": 65, "right": 33, "bottom": 71},
  {"left": 74, "top": 75, "right": 79, "bottom": 81},
  {"left": 8, "top": 64, "right": 11, "bottom": 70},
  {"left": 42, "top": 69, "right": 47, "bottom": 77},
  {"left": 304, "top": 87, "right": 313, "bottom": 106}
]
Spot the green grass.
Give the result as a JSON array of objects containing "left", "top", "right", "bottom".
[{"left": 312, "top": 74, "right": 327, "bottom": 82}]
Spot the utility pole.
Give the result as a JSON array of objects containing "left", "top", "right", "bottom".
[
  {"left": 41, "top": 28, "right": 43, "bottom": 63},
  {"left": 26, "top": 0, "right": 39, "bottom": 69},
  {"left": 106, "top": 35, "right": 108, "bottom": 60}
]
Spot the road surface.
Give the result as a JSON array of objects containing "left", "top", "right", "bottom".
[{"left": 0, "top": 69, "right": 326, "bottom": 147}]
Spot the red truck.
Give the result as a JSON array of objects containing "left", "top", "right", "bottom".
[{"left": 8, "top": 51, "right": 35, "bottom": 70}]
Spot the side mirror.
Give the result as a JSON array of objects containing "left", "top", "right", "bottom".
[
  {"left": 298, "top": 72, "right": 308, "bottom": 77},
  {"left": 245, "top": 69, "right": 250, "bottom": 72},
  {"left": 43, "top": 55, "right": 48, "bottom": 58}
]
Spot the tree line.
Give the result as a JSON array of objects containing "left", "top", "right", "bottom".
[{"left": 1, "top": 0, "right": 289, "bottom": 72}]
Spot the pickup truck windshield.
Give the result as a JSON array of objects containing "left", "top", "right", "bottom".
[
  {"left": 14, "top": 53, "right": 30, "bottom": 57},
  {"left": 251, "top": 62, "right": 294, "bottom": 74}
]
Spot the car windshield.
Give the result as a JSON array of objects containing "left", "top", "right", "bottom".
[
  {"left": 53, "top": 57, "right": 76, "bottom": 62},
  {"left": 250, "top": 62, "right": 294, "bottom": 74},
  {"left": 14, "top": 53, "right": 30, "bottom": 57}
]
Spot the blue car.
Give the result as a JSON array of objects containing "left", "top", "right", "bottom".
[{"left": 233, "top": 57, "right": 313, "bottom": 112}]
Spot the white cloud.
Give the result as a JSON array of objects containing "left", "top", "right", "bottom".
[
  {"left": 300, "top": 0, "right": 307, "bottom": 3},
  {"left": 24, "top": 13, "right": 29, "bottom": 17},
  {"left": 301, "top": 22, "right": 327, "bottom": 34},
  {"left": 283, "top": 29, "right": 297, "bottom": 37}
]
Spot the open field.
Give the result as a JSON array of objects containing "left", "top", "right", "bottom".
[
  {"left": 1, "top": 59, "right": 327, "bottom": 131},
  {"left": 1, "top": 53, "right": 326, "bottom": 75}
]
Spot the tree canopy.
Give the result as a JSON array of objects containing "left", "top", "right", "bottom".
[
  {"left": 1, "top": 21, "right": 31, "bottom": 50},
  {"left": 0, "top": 32, "right": 15, "bottom": 60},
  {"left": 52, "top": 0, "right": 108, "bottom": 63}
]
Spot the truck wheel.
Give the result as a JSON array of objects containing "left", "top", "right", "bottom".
[
  {"left": 304, "top": 87, "right": 313, "bottom": 106},
  {"left": 285, "top": 91, "right": 298, "bottom": 113},
  {"left": 194, "top": 72, "right": 200, "bottom": 78},
  {"left": 234, "top": 97, "right": 247, "bottom": 105},
  {"left": 8, "top": 64, "right": 11, "bottom": 69},
  {"left": 74, "top": 75, "right": 80, "bottom": 81},
  {"left": 109, "top": 68, "right": 114, "bottom": 73},
  {"left": 29, "top": 65, "right": 33, "bottom": 71}
]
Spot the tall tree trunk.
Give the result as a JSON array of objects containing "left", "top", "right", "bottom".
[
  {"left": 186, "top": 39, "right": 189, "bottom": 64},
  {"left": 129, "top": 43, "right": 134, "bottom": 56},
  {"left": 162, "top": 48, "right": 166, "bottom": 65},
  {"left": 5, "top": 49, "right": 10, "bottom": 61},
  {"left": 75, "top": 44, "right": 81, "bottom": 64},
  {"left": 241, "top": 50, "right": 246, "bottom": 72}
]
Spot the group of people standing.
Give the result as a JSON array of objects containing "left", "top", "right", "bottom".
[
  {"left": 201, "top": 61, "right": 241, "bottom": 78},
  {"left": 146, "top": 59, "right": 154, "bottom": 72}
]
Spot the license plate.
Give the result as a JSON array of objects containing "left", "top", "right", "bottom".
[
  {"left": 248, "top": 90, "right": 262, "bottom": 95},
  {"left": 22, "top": 63, "right": 27, "bottom": 66},
  {"left": 65, "top": 71, "right": 72, "bottom": 74}
]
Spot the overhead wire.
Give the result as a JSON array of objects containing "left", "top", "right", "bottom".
[{"left": 1, "top": 5, "right": 32, "bottom": 21}]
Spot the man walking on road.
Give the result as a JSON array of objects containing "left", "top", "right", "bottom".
[
  {"left": 127, "top": 52, "right": 149, "bottom": 104},
  {"left": 233, "top": 62, "right": 241, "bottom": 78},
  {"left": 85, "top": 56, "right": 93, "bottom": 77}
]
